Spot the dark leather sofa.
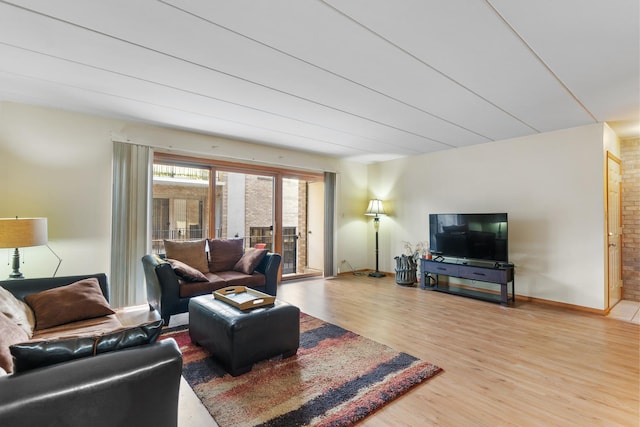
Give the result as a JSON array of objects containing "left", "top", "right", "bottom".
[
  {"left": 143, "top": 252, "right": 282, "bottom": 324},
  {"left": 0, "top": 274, "right": 183, "bottom": 427}
]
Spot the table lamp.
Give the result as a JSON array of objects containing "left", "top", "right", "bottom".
[{"left": 0, "top": 217, "right": 50, "bottom": 279}]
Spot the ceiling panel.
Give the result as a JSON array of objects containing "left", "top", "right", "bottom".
[
  {"left": 7, "top": 0, "right": 493, "bottom": 147},
  {"left": 0, "top": 1, "right": 456, "bottom": 153},
  {"left": 489, "top": 0, "right": 640, "bottom": 122},
  {"left": 0, "top": 0, "right": 637, "bottom": 163},
  {"left": 163, "top": 0, "right": 538, "bottom": 141},
  {"left": 321, "top": 0, "right": 596, "bottom": 132}
]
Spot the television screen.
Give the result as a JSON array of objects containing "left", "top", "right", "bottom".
[{"left": 429, "top": 213, "right": 508, "bottom": 263}]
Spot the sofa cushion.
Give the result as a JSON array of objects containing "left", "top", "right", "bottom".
[
  {"left": 10, "top": 320, "right": 164, "bottom": 373},
  {"left": 233, "top": 248, "right": 268, "bottom": 275},
  {"left": 0, "top": 285, "right": 35, "bottom": 336},
  {"left": 214, "top": 270, "right": 266, "bottom": 289},
  {"left": 208, "top": 238, "right": 244, "bottom": 272},
  {"left": 178, "top": 273, "right": 227, "bottom": 298},
  {"left": 0, "top": 311, "right": 30, "bottom": 373},
  {"left": 164, "top": 239, "right": 209, "bottom": 274},
  {"left": 32, "top": 314, "right": 123, "bottom": 341},
  {"left": 166, "top": 258, "right": 208, "bottom": 282},
  {"left": 25, "top": 278, "right": 115, "bottom": 331}
]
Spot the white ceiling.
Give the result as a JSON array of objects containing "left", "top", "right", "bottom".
[{"left": 1, "top": 0, "right": 638, "bottom": 163}]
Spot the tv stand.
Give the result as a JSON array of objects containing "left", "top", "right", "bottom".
[{"left": 420, "top": 258, "right": 515, "bottom": 305}]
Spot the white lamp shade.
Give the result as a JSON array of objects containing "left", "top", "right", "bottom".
[
  {"left": 0, "top": 218, "right": 48, "bottom": 248},
  {"left": 364, "top": 199, "right": 386, "bottom": 216}
]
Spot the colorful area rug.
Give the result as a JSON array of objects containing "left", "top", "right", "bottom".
[{"left": 160, "top": 313, "right": 442, "bottom": 427}]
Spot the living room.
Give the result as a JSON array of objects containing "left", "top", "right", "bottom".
[
  {"left": 0, "top": 102, "right": 634, "bottom": 312},
  {"left": 1, "top": 1, "right": 639, "bottom": 426}
]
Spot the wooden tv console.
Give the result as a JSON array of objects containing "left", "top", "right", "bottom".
[{"left": 420, "top": 258, "right": 515, "bottom": 306}]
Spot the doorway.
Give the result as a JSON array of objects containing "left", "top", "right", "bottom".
[
  {"left": 307, "top": 181, "right": 324, "bottom": 273},
  {"left": 606, "top": 152, "right": 623, "bottom": 310},
  {"left": 281, "top": 177, "right": 324, "bottom": 279}
]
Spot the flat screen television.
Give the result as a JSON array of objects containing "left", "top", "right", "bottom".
[{"left": 429, "top": 213, "right": 508, "bottom": 263}]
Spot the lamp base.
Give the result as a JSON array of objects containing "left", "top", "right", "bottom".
[
  {"left": 368, "top": 271, "right": 385, "bottom": 278},
  {"left": 9, "top": 248, "right": 24, "bottom": 279}
]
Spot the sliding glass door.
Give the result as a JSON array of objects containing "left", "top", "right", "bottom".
[
  {"left": 214, "top": 170, "right": 275, "bottom": 252},
  {"left": 281, "top": 177, "right": 324, "bottom": 278},
  {"left": 151, "top": 154, "right": 326, "bottom": 280}
]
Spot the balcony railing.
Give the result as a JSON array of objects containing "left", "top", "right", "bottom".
[
  {"left": 151, "top": 227, "right": 209, "bottom": 254},
  {"left": 153, "top": 164, "right": 209, "bottom": 181}
]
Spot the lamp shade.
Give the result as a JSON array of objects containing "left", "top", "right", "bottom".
[
  {"left": 0, "top": 218, "right": 48, "bottom": 248},
  {"left": 364, "top": 199, "right": 386, "bottom": 216}
]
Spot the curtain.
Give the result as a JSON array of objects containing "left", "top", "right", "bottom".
[
  {"left": 110, "top": 142, "right": 152, "bottom": 308},
  {"left": 323, "top": 171, "right": 336, "bottom": 276}
]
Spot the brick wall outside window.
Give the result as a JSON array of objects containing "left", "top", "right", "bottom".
[{"left": 621, "top": 138, "right": 639, "bottom": 301}]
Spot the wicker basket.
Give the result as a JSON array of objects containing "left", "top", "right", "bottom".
[{"left": 394, "top": 254, "right": 417, "bottom": 286}]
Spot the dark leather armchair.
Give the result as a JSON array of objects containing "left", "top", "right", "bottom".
[
  {"left": 0, "top": 274, "right": 183, "bottom": 427},
  {"left": 143, "top": 252, "right": 281, "bottom": 324}
]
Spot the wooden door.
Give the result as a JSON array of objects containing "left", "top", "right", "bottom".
[
  {"left": 307, "top": 181, "right": 325, "bottom": 272},
  {"left": 606, "top": 153, "right": 623, "bottom": 309}
]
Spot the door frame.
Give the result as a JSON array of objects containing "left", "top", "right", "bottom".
[{"left": 605, "top": 151, "right": 623, "bottom": 311}]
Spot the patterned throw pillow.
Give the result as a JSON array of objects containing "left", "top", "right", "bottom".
[
  {"left": 0, "top": 311, "right": 30, "bottom": 373},
  {"left": 0, "top": 285, "right": 35, "bottom": 336}
]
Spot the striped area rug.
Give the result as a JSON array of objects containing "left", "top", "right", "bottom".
[{"left": 160, "top": 313, "right": 442, "bottom": 427}]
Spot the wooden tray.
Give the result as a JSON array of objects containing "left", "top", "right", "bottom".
[{"left": 213, "top": 286, "right": 275, "bottom": 310}]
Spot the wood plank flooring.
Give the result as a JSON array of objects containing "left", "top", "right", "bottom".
[{"left": 276, "top": 274, "right": 640, "bottom": 427}]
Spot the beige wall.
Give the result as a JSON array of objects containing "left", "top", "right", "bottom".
[
  {"left": 334, "top": 159, "right": 369, "bottom": 274},
  {"left": 0, "top": 102, "right": 116, "bottom": 279},
  {"left": 368, "top": 124, "right": 610, "bottom": 309}
]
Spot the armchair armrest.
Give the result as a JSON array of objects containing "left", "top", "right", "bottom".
[
  {"left": 0, "top": 339, "right": 183, "bottom": 427},
  {"left": 142, "top": 254, "right": 182, "bottom": 323},
  {"left": 255, "top": 253, "right": 282, "bottom": 296}
]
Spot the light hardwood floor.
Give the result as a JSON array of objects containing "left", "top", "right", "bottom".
[{"left": 273, "top": 274, "right": 640, "bottom": 427}]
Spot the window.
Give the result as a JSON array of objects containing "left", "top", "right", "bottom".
[
  {"left": 151, "top": 163, "right": 210, "bottom": 254},
  {"left": 215, "top": 171, "right": 274, "bottom": 247}
]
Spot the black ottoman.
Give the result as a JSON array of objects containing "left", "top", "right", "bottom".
[{"left": 188, "top": 295, "right": 300, "bottom": 376}]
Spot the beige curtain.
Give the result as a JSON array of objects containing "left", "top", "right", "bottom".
[
  {"left": 324, "top": 171, "right": 336, "bottom": 276},
  {"left": 110, "top": 141, "right": 152, "bottom": 308}
]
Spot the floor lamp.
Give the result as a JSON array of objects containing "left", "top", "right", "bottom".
[{"left": 365, "top": 199, "right": 386, "bottom": 278}]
